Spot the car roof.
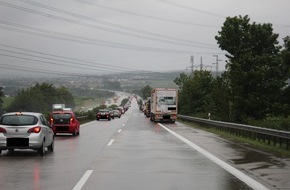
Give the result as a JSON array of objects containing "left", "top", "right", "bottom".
[{"left": 2, "top": 112, "right": 42, "bottom": 117}]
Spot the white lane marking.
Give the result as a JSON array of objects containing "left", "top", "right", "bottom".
[
  {"left": 107, "top": 139, "right": 115, "bottom": 146},
  {"left": 122, "top": 124, "right": 126, "bottom": 127},
  {"left": 118, "top": 129, "right": 122, "bottom": 133},
  {"left": 158, "top": 123, "right": 269, "bottom": 190},
  {"left": 72, "top": 170, "right": 93, "bottom": 190}
]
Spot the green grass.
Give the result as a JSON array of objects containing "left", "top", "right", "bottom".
[{"left": 179, "top": 119, "right": 290, "bottom": 158}]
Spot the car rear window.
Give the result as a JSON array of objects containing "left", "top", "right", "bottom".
[
  {"left": 0, "top": 115, "right": 38, "bottom": 126},
  {"left": 99, "top": 110, "right": 108, "bottom": 112},
  {"left": 52, "top": 113, "right": 72, "bottom": 119}
]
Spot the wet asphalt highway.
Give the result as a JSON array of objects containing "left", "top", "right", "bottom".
[{"left": 0, "top": 99, "right": 277, "bottom": 190}]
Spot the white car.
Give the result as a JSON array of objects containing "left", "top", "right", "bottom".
[{"left": 0, "top": 112, "right": 54, "bottom": 156}]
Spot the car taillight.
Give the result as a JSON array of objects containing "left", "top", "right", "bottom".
[
  {"left": 28, "top": 126, "right": 41, "bottom": 133},
  {"left": 0, "top": 127, "right": 7, "bottom": 133}
]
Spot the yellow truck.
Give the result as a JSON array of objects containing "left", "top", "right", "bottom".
[{"left": 150, "top": 88, "right": 178, "bottom": 123}]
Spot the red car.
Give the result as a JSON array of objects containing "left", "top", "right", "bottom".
[{"left": 49, "top": 110, "right": 80, "bottom": 136}]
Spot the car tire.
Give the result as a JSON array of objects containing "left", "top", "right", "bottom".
[
  {"left": 48, "top": 140, "right": 54, "bottom": 152},
  {"left": 38, "top": 141, "right": 45, "bottom": 156},
  {"left": 0, "top": 150, "right": 2, "bottom": 155}
]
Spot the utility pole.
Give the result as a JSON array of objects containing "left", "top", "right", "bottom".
[
  {"left": 213, "top": 55, "right": 222, "bottom": 75},
  {"left": 200, "top": 56, "right": 203, "bottom": 70},
  {"left": 186, "top": 55, "right": 194, "bottom": 72},
  {"left": 190, "top": 55, "right": 194, "bottom": 72}
]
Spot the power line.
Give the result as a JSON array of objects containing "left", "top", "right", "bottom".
[
  {"left": 0, "top": 19, "right": 215, "bottom": 52},
  {"left": 0, "top": 21, "right": 224, "bottom": 54},
  {"left": 0, "top": 43, "right": 141, "bottom": 72},
  {"left": 157, "top": 0, "right": 290, "bottom": 28},
  {"left": 0, "top": 0, "right": 216, "bottom": 48},
  {"left": 0, "top": 22, "right": 199, "bottom": 54},
  {"left": 156, "top": 0, "right": 225, "bottom": 18},
  {"left": 67, "top": 0, "right": 219, "bottom": 28},
  {"left": 0, "top": 63, "right": 99, "bottom": 77},
  {"left": 0, "top": 53, "right": 116, "bottom": 73},
  {"left": 0, "top": 49, "right": 124, "bottom": 72},
  {"left": 17, "top": 0, "right": 216, "bottom": 46}
]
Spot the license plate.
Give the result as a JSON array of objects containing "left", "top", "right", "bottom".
[{"left": 7, "top": 138, "right": 29, "bottom": 147}]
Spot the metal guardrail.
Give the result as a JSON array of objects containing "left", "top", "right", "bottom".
[
  {"left": 178, "top": 114, "right": 290, "bottom": 149},
  {"left": 76, "top": 116, "right": 87, "bottom": 120}
]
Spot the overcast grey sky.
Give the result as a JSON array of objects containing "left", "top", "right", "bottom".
[{"left": 0, "top": 0, "right": 289, "bottom": 78}]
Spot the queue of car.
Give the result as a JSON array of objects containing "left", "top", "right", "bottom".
[
  {"left": 0, "top": 101, "right": 131, "bottom": 156},
  {"left": 96, "top": 106, "right": 124, "bottom": 121}
]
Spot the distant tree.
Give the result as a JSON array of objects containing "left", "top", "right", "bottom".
[
  {"left": 174, "top": 73, "right": 189, "bottom": 89},
  {"left": 103, "top": 80, "right": 122, "bottom": 90},
  {"left": 109, "top": 104, "right": 118, "bottom": 109},
  {"left": 140, "top": 85, "right": 152, "bottom": 99},
  {"left": 120, "top": 98, "right": 129, "bottom": 107},
  {"left": 176, "top": 70, "right": 214, "bottom": 116},
  {"left": 7, "top": 83, "right": 75, "bottom": 115},
  {"left": 215, "top": 15, "right": 289, "bottom": 122},
  {"left": 57, "top": 86, "right": 75, "bottom": 108}
]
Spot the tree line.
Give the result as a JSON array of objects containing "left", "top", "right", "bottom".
[
  {"left": 175, "top": 16, "right": 290, "bottom": 130},
  {"left": 1, "top": 83, "right": 75, "bottom": 116}
]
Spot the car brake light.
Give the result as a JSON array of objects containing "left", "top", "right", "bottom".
[
  {"left": 0, "top": 127, "right": 7, "bottom": 133},
  {"left": 28, "top": 126, "right": 41, "bottom": 133}
]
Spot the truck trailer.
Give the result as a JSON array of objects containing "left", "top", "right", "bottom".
[{"left": 150, "top": 88, "right": 178, "bottom": 123}]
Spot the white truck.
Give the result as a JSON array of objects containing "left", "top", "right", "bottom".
[
  {"left": 52, "top": 104, "right": 65, "bottom": 111},
  {"left": 150, "top": 88, "right": 178, "bottom": 123}
]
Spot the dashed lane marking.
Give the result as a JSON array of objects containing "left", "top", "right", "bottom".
[
  {"left": 72, "top": 170, "right": 93, "bottom": 190},
  {"left": 107, "top": 139, "right": 115, "bottom": 146}
]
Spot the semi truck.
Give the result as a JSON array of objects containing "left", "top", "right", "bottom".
[{"left": 150, "top": 88, "right": 178, "bottom": 123}]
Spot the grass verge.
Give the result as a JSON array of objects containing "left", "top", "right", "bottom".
[{"left": 179, "top": 119, "right": 290, "bottom": 158}]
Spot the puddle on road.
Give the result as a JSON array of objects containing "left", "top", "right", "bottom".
[{"left": 230, "top": 149, "right": 286, "bottom": 170}]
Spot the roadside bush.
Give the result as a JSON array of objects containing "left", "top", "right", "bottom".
[{"left": 247, "top": 117, "right": 290, "bottom": 131}]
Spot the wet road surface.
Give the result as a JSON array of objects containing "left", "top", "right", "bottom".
[{"left": 0, "top": 99, "right": 288, "bottom": 190}]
